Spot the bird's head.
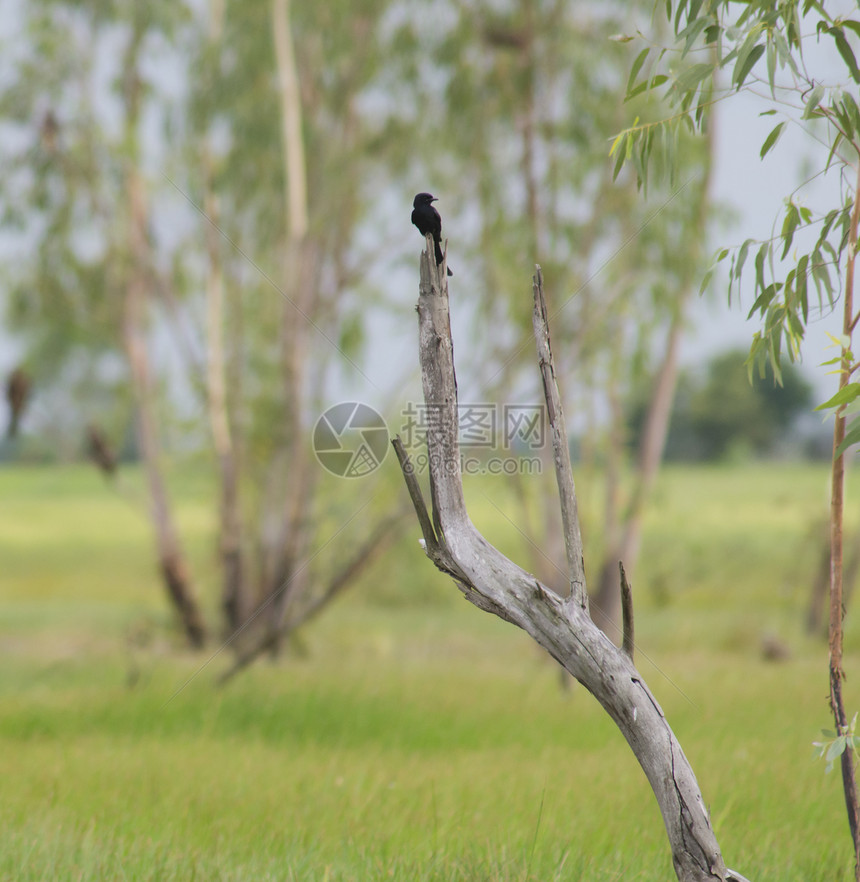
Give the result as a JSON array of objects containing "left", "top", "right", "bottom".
[{"left": 413, "top": 192, "right": 437, "bottom": 207}]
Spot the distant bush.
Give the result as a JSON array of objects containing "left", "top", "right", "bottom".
[{"left": 629, "top": 348, "right": 815, "bottom": 461}]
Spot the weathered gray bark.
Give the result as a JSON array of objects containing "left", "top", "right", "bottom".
[{"left": 394, "top": 241, "right": 749, "bottom": 882}]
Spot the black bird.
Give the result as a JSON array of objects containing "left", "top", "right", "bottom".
[{"left": 411, "top": 192, "right": 453, "bottom": 276}]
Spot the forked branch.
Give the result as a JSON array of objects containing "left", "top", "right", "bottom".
[{"left": 393, "top": 241, "right": 748, "bottom": 882}]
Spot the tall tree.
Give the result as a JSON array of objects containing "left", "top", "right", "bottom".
[
  {"left": 1, "top": 0, "right": 409, "bottom": 655},
  {"left": 611, "top": 0, "right": 860, "bottom": 874},
  {"left": 120, "top": 5, "right": 206, "bottom": 648},
  {"left": 183, "top": 0, "right": 406, "bottom": 667},
  {"left": 0, "top": 0, "right": 207, "bottom": 647}
]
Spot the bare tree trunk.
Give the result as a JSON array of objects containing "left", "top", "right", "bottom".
[
  {"left": 393, "top": 244, "right": 748, "bottom": 882},
  {"left": 264, "top": 0, "right": 316, "bottom": 649},
  {"left": 200, "top": 0, "right": 246, "bottom": 636},
  {"left": 273, "top": 0, "right": 307, "bottom": 245},
  {"left": 204, "top": 158, "right": 247, "bottom": 635},
  {"left": 123, "top": 171, "right": 207, "bottom": 649},
  {"left": 119, "top": 25, "right": 206, "bottom": 649}
]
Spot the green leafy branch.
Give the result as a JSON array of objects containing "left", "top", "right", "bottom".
[
  {"left": 610, "top": 4, "right": 860, "bottom": 190},
  {"left": 619, "top": 2, "right": 860, "bottom": 874},
  {"left": 609, "top": 3, "right": 860, "bottom": 383},
  {"left": 815, "top": 712, "right": 860, "bottom": 774},
  {"left": 697, "top": 198, "right": 848, "bottom": 384}
]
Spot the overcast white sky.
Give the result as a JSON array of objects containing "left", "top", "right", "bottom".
[
  {"left": 0, "top": 6, "right": 855, "bottom": 435},
  {"left": 686, "top": 93, "right": 841, "bottom": 396}
]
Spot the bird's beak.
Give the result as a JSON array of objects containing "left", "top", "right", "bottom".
[{"left": 431, "top": 197, "right": 438, "bottom": 202}]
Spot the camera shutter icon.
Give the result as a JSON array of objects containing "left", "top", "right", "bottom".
[{"left": 313, "top": 402, "right": 389, "bottom": 477}]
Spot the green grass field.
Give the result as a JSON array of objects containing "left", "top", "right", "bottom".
[{"left": 2, "top": 462, "right": 859, "bottom": 880}]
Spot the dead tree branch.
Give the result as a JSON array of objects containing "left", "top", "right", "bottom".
[
  {"left": 394, "top": 239, "right": 745, "bottom": 882},
  {"left": 532, "top": 267, "right": 587, "bottom": 609}
]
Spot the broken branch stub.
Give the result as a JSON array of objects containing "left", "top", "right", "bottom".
[{"left": 393, "top": 243, "right": 738, "bottom": 882}]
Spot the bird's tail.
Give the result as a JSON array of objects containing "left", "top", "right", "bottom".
[{"left": 434, "top": 242, "right": 454, "bottom": 276}]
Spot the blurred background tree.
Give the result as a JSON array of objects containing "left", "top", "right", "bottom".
[
  {"left": 0, "top": 0, "right": 209, "bottom": 646},
  {"left": 627, "top": 348, "right": 814, "bottom": 462},
  {"left": 377, "top": 0, "right": 718, "bottom": 634},
  {"left": 183, "top": 0, "right": 407, "bottom": 665},
  {"left": 0, "top": 0, "right": 809, "bottom": 655}
]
